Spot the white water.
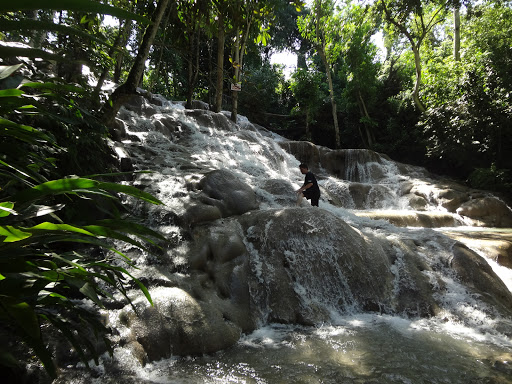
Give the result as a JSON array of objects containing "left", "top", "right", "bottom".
[{"left": 62, "top": 97, "right": 512, "bottom": 383}]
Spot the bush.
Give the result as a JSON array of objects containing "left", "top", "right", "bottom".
[
  {"left": 0, "top": 66, "right": 164, "bottom": 380},
  {"left": 468, "top": 164, "right": 512, "bottom": 194}
]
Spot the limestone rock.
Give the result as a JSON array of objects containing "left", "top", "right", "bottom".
[
  {"left": 260, "top": 179, "right": 297, "bottom": 206},
  {"left": 198, "top": 169, "right": 259, "bottom": 217},
  {"left": 450, "top": 243, "right": 512, "bottom": 316},
  {"left": 185, "top": 109, "right": 235, "bottom": 131},
  {"left": 457, "top": 196, "right": 512, "bottom": 227},
  {"left": 237, "top": 208, "right": 439, "bottom": 321},
  {"left": 183, "top": 203, "right": 222, "bottom": 226},
  {"left": 125, "top": 287, "right": 242, "bottom": 360},
  {"left": 178, "top": 100, "right": 210, "bottom": 110},
  {"left": 151, "top": 114, "right": 182, "bottom": 137},
  {"left": 279, "top": 141, "right": 321, "bottom": 173},
  {"left": 406, "top": 193, "right": 428, "bottom": 210}
]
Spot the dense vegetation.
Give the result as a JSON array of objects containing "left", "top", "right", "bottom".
[{"left": 0, "top": 0, "right": 511, "bottom": 380}]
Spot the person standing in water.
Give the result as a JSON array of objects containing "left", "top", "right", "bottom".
[{"left": 296, "top": 163, "right": 320, "bottom": 207}]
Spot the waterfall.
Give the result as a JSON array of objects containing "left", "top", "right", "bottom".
[{"left": 54, "top": 95, "right": 512, "bottom": 383}]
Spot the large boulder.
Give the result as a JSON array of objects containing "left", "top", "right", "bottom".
[
  {"left": 185, "top": 109, "right": 235, "bottom": 131},
  {"left": 197, "top": 169, "right": 259, "bottom": 217},
  {"left": 457, "top": 196, "right": 512, "bottom": 227},
  {"left": 121, "top": 286, "right": 242, "bottom": 361},
  {"left": 237, "top": 208, "right": 440, "bottom": 322},
  {"left": 451, "top": 243, "right": 512, "bottom": 320},
  {"left": 259, "top": 178, "right": 297, "bottom": 206}
]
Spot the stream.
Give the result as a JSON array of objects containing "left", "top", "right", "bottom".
[{"left": 55, "top": 94, "right": 512, "bottom": 384}]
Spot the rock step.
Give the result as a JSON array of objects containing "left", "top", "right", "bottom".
[{"left": 352, "top": 210, "right": 465, "bottom": 228}]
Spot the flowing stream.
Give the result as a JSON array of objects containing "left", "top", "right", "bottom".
[{"left": 57, "top": 95, "right": 512, "bottom": 384}]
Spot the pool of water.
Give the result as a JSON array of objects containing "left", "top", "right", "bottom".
[{"left": 65, "top": 314, "right": 511, "bottom": 384}]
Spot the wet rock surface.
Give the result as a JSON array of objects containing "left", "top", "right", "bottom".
[{"left": 52, "top": 97, "right": 512, "bottom": 373}]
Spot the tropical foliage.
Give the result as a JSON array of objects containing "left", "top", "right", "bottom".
[{"left": 0, "top": 0, "right": 162, "bottom": 380}]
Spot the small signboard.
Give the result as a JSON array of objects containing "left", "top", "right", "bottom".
[{"left": 231, "top": 82, "right": 242, "bottom": 91}]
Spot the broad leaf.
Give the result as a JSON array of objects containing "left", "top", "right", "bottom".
[
  {"left": 96, "top": 181, "right": 164, "bottom": 205},
  {"left": 0, "top": 19, "right": 113, "bottom": 49},
  {"left": 0, "top": 89, "right": 23, "bottom": 97},
  {"left": 0, "top": 225, "right": 32, "bottom": 242},
  {"left": 0, "top": 118, "right": 54, "bottom": 144},
  {"left": 3, "top": 300, "right": 40, "bottom": 340},
  {"left": 30, "top": 222, "right": 96, "bottom": 237},
  {"left": 0, "top": 46, "right": 74, "bottom": 63},
  {"left": 0, "top": 202, "right": 16, "bottom": 218},
  {"left": 0, "top": 64, "right": 24, "bottom": 80},
  {"left": 0, "top": 0, "right": 150, "bottom": 24}
]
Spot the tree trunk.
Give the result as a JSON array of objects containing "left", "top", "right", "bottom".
[
  {"left": 99, "top": 0, "right": 170, "bottom": 126},
  {"left": 214, "top": 13, "right": 225, "bottom": 113},
  {"left": 453, "top": 7, "right": 460, "bottom": 61},
  {"left": 230, "top": 35, "right": 240, "bottom": 123},
  {"left": 113, "top": 19, "right": 133, "bottom": 83},
  {"left": 380, "top": 0, "right": 445, "bottom": 113},
  {"left": 149, "top": 6, "right": 170, "bottom": 93},
  {"left": 29, "top": 10, "right": 49, "bottom": 49},
  {"left": 208, "top": 40, "right": 214, "bottom": 107},
  {"left": 319, "top": 47, "right": 341, "bottom": 148},
  {"left": 358, "top": 91, "right": 375, "bottom": 148},
  {"left": 150, "top": 39, "right": 165, "bottom": 92},
  {"left": 315, "top": 0, "right": 340, "bottom": 148},
  {"left": 230, "top": 19, "right": 251, "bottom": 123},
  {"left": 185, "top": 24, "right": 196, "bottom": 109},
  {"left": 411, "top": 43, "right": 426, "bottom": 112},
  {"left": 305, "top": 107, "right": 311, "bottom": 141},
  {"left": 94, "top": 19, "right": 127, "bottom": 100}
]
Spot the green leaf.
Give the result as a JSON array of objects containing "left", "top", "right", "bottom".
[
  {"left": 97, "top": 219, "right": 167, "bottom": 241},
  {"left": 0, "top": 202, "right": 16, "bottom": 218},
  {"left": 0, "top": 225, "right": 32, "bottom": 242},
  {"left": 13, "top": 177, "right": 98, "bottom": 203},
  {"left": 9, "top": 204, "right": 65, "bottom": 222},
  {"left": 44, "top": 314, "right": 89, "bottom": 372},
  {"left": 3, "top": 300, "right": 40, "bottom": 340},
  {"left": 0, "top": 118, "right": 54, "bottom": 144},
  {"left": 13, "top": 178, "right": 164, "bottom": 205},
  {"left": 0, "top": 0, "right": 150, "bottom": 24},
  {"left": 78, "top": 282, "right": 104, "bottom": 307},
  {"left": 0, "top": 45, "right": 74, "bottom": 63},
  {"left": 0, "top": 348, "right": 19, "bottom": 368},
  {"left": 0, "top": 19, "right": 113, "bottom": 50},
  {"left": 0, "top": 64, "right": 24, "bottom": 80},
  {"left": 82, "top": 224, "right": 146, "bottom": 248},
  {"left": 30, "top": 222, "right": 96, "bottom": 237},
  {"left": 0, "top": 89, "right": 23, "bottom": 97},
  {"left": 96, "top": 181, "right": 164, "bottom": 205},
  {"left": 21, "top": 81, "right": 87, "bottom": 95}
]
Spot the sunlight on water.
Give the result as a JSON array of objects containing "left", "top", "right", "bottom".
[
  {"left": 63, "top": 101, "right": 512, "bottom": 384},
  {"left": 84, "top": 315, "right": 511, "bottom": 384}
]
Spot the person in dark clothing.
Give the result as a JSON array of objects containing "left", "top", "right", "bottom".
[{"left": 296, "top": 163, "right": 320, "bottom": 206}]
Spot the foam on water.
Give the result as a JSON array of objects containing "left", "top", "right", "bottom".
[{"left": 63, "top": 98, "right": 512, "bottom": 383}]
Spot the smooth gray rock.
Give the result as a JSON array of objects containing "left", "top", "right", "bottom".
[{"left": 198, "top": 169, "right": 259, "bottom": 217}]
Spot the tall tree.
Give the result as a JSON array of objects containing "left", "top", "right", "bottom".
[
  {"left": 378, "top": 0, "right": 453, "bottom": 112},
  {"left": 289, "top": 67, "right": 324, "bottom": 141},
  {"left": 100, "top": 0, "right": 170, "bottom": 126},
  {"left": 298, "top": 0, "right": 342, "bottom": 147},
  {"left": 211, "top": 0, "right": 232, "bottom": 113},
  {"left": 338, "top": 2, "right": 380, "bottom": 148},
  {"left": 174, "top": 0, "right": 210, "bottom": 108},
  {"left": 453, "top": 6, "right": 460, "bottom": 61}
]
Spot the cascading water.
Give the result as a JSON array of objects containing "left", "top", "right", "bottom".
[{"left": 55, "top": 94, "right": 512, "bottom": 384}]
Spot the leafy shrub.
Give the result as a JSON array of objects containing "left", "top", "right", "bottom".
[
  {"left": 468, "top": 164, "right": 512, "bottom": 194},
  {"left": 0, "top": 65, "right": 166, "bottom": 380},
  {"left": 0, "top": 1, "right": 159, "bottom": 379}
]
